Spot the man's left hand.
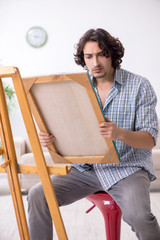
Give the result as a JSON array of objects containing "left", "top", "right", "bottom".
[{"left": 99, "top": 115, "right": 120, "bottom": 140}]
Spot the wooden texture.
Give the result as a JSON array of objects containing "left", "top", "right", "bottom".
[
  {"left": 0, "top": 164, "right": 71, "bottom": 175},
  {"left": 0, "top": 148, "right": 4, "bottom": 155},
  {"left": 22, "top": 72, "right": 120, "bottom": 164},
  {"left": 0, "top": 66, "right": 120, "bottom": 240},
  {"left": 0, "top": 66, "right": 71, "bottom": 240},
  {"left": 0, "top": 77, "right": 30, "bottom": 240},
  {"left": 12, "top": 68, "right": 69, "bottom": 240},
  {"left": 18, "top": 164, "right": 71, "bottom": 175}
]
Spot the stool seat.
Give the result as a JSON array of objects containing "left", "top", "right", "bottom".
[{"left": 86, "top": 192, "right": 122, "bottom": 240}]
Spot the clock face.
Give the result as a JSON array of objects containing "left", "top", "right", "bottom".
[{"left": 26, "top": 26, "right": 48, "bottom": 48}]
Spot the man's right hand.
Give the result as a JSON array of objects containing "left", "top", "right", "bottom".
[{"left": 39, "top": 131, "right": 55, "bottom": 147}]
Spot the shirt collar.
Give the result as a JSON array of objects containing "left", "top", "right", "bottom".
[
  {"left": 114, "top": 68, "right": 126, "bottom": 86},
  {"left": 89, "top": 68, "right": 125, "bottom": 87}
]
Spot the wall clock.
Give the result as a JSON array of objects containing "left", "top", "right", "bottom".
[{"left": 26, "top": 26, "right": 48, "bottom": 48}]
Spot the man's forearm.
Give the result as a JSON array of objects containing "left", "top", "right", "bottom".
[
  {"left": 118, "top": 128, "right": 155, "bottom": 150},
  {"left": 99, "top": 117, "right": 155, "bottom": 150}
]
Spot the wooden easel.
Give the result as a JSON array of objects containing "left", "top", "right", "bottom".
[
  {"left": 0, "top": 66, "right": 120, "bottom": 240},
  {"left": 0, "top": 74, "right": 30, "bottom": 239},
  {"left": 0, "top": 66, "right": 71, "bottom": 240}
]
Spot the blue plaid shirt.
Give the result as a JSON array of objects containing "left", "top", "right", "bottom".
[{"left": 73, "top": 68, "right": 158, "bottom": 191}]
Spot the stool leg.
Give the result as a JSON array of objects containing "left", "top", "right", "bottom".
[
  {"left": 100, "top": 207, "right": 122, "bottom": 240},
  {"left": 86, "top": 193, "right": 122, "bottom": 240}
]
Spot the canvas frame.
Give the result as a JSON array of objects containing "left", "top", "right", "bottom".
[{"left": 21, "top": 70, "right": 120, "bottom": 164}]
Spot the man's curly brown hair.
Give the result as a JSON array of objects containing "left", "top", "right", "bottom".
[{"left": 74, "top": 28, "right": 125, "bottom": 69}]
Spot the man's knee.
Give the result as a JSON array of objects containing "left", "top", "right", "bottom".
[
  {"left": 123, "top": 206, "right": 154, "bottom": 230},
  {"left": 27, "top": 182, "right": 45, "bottom": 205}
]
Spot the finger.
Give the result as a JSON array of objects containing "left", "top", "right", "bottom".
[
  {"left": 100, "top": 131, "right": 113, "bottom": 139},
  {"left": 39, "top": 133, "right": 55, "bottom": 147},
  {"left": 40, "top": 138, "right": 55, "bottom": 143},
  {"left": 39, "top": 131, "right": 55, "bottom": 139},
  {"left": 41, "top": 142, "right": 51, "bottom": 147},
  {"left": 39, "top": 131, "right": 50, "bottom": 136},
  {"left": 99, "top": 122, "right": 110, "bottom": 128},
  {"left": 99, "top": 129, "right": 110, "bottom": 134},
  {"left": 39, "top": 134, "right": 55, "bottom": 140},
  {"left": 40, "top": 138, "right": 55, "bottom": 147},
  {"left": 100, "top": 132, "right": 111, "bottom": 136},
  {"left": 100, "top": 128, "right": 112, "bottom": 134},
  {"left": 105, "top": 115, "right": 111, "bottom": 122},
  {"left": 100, "top": 133, "right": 112, "bottom": 139}
]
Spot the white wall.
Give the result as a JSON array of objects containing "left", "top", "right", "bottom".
[{"left": 0, "top": 0, "right": 160, "bottom": 137}]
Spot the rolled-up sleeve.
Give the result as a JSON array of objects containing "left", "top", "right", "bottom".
[{"left": 135, "top": 78, "right": 158, "bottom": 145}]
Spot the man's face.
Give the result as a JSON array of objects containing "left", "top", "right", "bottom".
[{"left": 83, "top": 41, "right": 113, "bottom": 79}]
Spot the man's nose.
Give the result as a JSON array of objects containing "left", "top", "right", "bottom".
[{"left": 92, "top": 56, "right": 99, "bottom": 66}]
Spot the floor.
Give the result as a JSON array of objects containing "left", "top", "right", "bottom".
[{"left": 0, "top": 173, "right": 160, "bottom": 240}]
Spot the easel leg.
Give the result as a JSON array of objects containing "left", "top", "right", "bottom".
[
  {"left": 12, "top": 68, "right": 68, "bottom": 239},
  {"left": 0, "top": 78, "right": 30, "bottom": 239}
]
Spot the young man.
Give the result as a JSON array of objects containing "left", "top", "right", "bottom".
[{"left": 28, "top": 28, "right": 160, "bottom": 240}]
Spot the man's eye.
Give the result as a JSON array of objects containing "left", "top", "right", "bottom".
[{"left": 85, "top": 56, "right": 92, "bottom": 59}]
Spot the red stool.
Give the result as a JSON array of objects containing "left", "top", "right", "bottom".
[{"left": 86, "top": 192, "right": 122, "bottom": 240}]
